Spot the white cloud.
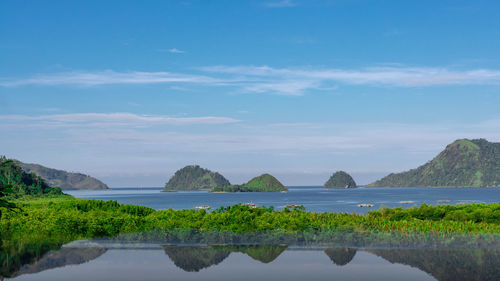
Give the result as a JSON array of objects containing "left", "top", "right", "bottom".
[
  {"left": 0, "top": 70, "right": 219, "bottom": 87},
  {"left": 0, "top": 113, "right": 240, "bottom": 127},
  {"left": 166, "top": 48, "right": 185, "bottom": 53},
  {"left": 2, "top": 65, "right": 500, "bottom": 95},
  {"left": 263, "top": 0, "right": 296, "bottom": 8},
  {"left": 200, "top": 65, "right": 500, "bottom": 87}
]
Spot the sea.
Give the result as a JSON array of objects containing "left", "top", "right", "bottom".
[{"left": 65, "top": 186, "right": 500, "bottom": 213}]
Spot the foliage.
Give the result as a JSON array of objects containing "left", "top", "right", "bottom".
[
  {"left": 211, "top": 174, "right": 288, "bottom": 192},
  {"left": 17, "top": 161, "right": 109, "bottom": 190},
  {"left": 1, "top": 198, "right": 498, "bottom": 250},
  {"left": 324, "top": 171, "right": 357, "bottom": 188},
  {"left": 368, "top": 202, "right": 500, "bottom": 224},
  {"left": 369, "top": 139, "right": 500, "bottom": 187},
  {"left": 164, "top": 165, "right": 230, "bottom": 191},
  {"left": 0, "top": 156, "right": 63, "bottom": 197}
]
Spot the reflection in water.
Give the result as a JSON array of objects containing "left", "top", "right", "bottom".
[
  {"left": 12, "top": 248, "right": 107, "bottom": 278},
  {"left": 324, "top": 248, "right": 357, "bottom": 266},
  {"left": 370, "top": 248, "right": 500, "bottom": 281},
  {"left": 162, "top": 244, "right": 500, "bottom": 280},
  {"left": 163, "top": 246, "right": 230, "bottom": 272},
  {"left": 1, "top": 246, "right": 107, "bottom": 279},
  {"left": 214, "top": 245, "right": 288, "bottom": 264},
  {"left": 163, "top": 245, "right": 288, "bottom": 272},
  {"left": 2, "top": 231, "right": 499, "bottom": 280}
]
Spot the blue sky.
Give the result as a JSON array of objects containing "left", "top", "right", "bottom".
[{"left": 1, "top": 0, "right": 500, "bottom": 186}]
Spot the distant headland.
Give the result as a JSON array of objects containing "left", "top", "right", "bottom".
[
  {"left": 369, "top": 138, "right": 500, "bottom": 187},
  {"left": 16, "top": 160, "right": 108, "bottom": 190}
]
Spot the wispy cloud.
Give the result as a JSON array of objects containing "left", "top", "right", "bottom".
[
  {"left": 163, "top": 48, "right": 185, "bottom": 53},
  {"left": 3, "top": 65, "right": 500, "bottom": 95},
  {"left": 0, "top": 113, "right": 240, "bottom": 127},
  {"left": 0, "top": 70, "right": 219, "bottom": 87},
  {"left": 263, "top": 0, "right": 296, "bottom": 8},
  {"left": 199, "top": 65, "right": 500, "bottom": 94}
]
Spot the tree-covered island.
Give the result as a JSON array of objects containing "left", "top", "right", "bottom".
[
  {"left": 324, "top": 171, "right": 357, "bottom": 188},
  {"left": 164, "top": 165, "right": 231, "bottom": 191},
  {"left": 211, "top": 173, "right": 288, "bottom": 192}
]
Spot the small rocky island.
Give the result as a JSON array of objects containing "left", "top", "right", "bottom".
[
  {"left": 17, "top": 161, "right": 108, "bottom": 190},
  {"left": 211, "top": 173, "right": 288, "bottom": 192},
  {"left": 324, "top": 171, "right": 357, "bottom": 189},
  {"left": 164, "top": 165, "right": 231, "bottom": 191}
]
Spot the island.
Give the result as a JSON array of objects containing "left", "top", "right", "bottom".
[
  {"left": 211, "top": 173, "right": 288, "bottom": 192},
  {"left": 324, "top": 171, "right": 357, "bottom": 188},
  {"left": 368, "top": 139, "right": 500, "bottom": 187},
  {"left": 164, "top": 165, "right": 231, "bottom": 191},
  {"left": 16, "top": 161, "right": 108, "bottom": 190}
]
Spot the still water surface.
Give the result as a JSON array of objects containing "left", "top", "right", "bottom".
[
  {"left": 6, "top": 239, "right": 499, "bottom": 281},
  {"left": 66, "top": 186, "right": 500, "bottom": 213}
]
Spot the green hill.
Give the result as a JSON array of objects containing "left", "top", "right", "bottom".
[
  {"left": 164, "top": 165, "right": 230, "bottom": 191},
  {"left": 324, "top": 171, "right": 357, "bottom": 188},
  {"left": 17, "top": 161, "right": 108, "bottom": 190},
  {"left": 211, "top": 173, "right": 288, "bottom": 192},
  {"left": 368, "top": 139, "right": 500, "bottom": 187},
  {"left": 0, "top": 156, "right": 63, "bottom": 197}
]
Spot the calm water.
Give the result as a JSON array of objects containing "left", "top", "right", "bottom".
[
  {"left": 66, "top": 186, "right": 500, "bottom": 213},
  {"left": 5, "top": 237, "right": 499, "bottom": 281}
]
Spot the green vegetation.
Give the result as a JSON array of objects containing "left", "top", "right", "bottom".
[
  {"left": 369, "top": 139, "right": 500, "bottom": 187},
  {"left": 164, "top": 165, "right": 230, "bottom": 191},
  {"left": 17, "top": 161, "right": 109, "bottom": 190},
  {"left": 211, "top": 173, "right": 288, "bottom": 192},
  {"left": 2, "top": 198, "right": 499, "bottom": 251},
  {"left": 324, "top": 171, "right": 357, "bottom": 188},
  {"left": 0, "top": 156, "right": 63, "bottom": 199}
]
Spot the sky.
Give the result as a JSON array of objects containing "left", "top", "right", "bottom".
[{"left": 1, "top": 0, "right": 500, "bottom": 186}]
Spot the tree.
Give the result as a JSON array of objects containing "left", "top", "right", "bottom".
[{"left": 0, "top": 158, "right": 18, "bottom": 218}]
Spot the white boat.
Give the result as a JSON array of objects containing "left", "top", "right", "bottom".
[
  {"left": 357, "top": 203, "right": 374, "bottom": 207},
  {"left": 194, "top": 205, "right": 211, "bottom": 210},
  {"left": 243, "top": 203, "right": 257, "bottom": 208}
]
